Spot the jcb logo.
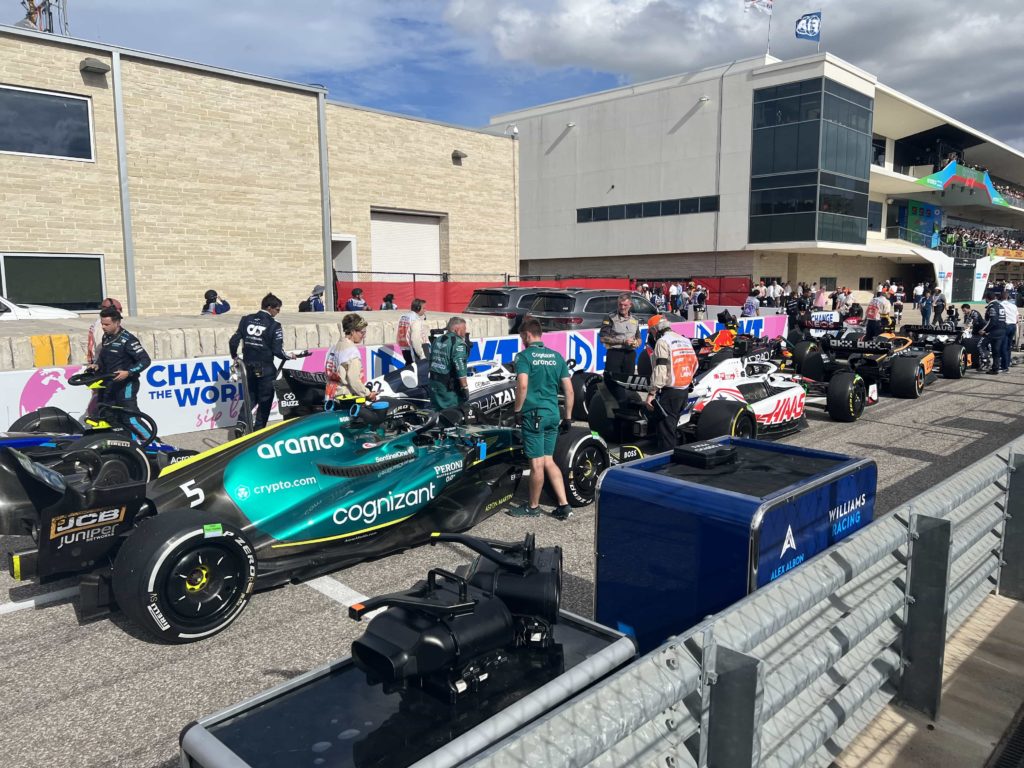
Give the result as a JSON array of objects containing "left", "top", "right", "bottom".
[
  {"left": 50, "top": 507, "right": 126, "bottom": 539},
  {"left": 247, "top": 324, "right": 265, "bottom": 336}
]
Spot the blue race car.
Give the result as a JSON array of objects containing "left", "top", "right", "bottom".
[{"left": 2, "top": 401, "right": 607, "bottom": 643}]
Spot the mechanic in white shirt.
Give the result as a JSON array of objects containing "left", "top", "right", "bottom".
[
  {"left": 913, "top": 283, "right": 924, "bottom": 306},
  {"left": 1001, "top": 290, "right": 1019, "bottom": 362}
]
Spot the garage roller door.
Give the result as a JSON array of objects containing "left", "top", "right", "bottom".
[{"left": 370, "top": 212, "right": 441, "bottom": 280}]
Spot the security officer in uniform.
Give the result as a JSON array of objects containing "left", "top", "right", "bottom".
[
  {"left": 981, "top": 294, "right": 1007, "bottom": 375},
  {"left": 508, "top": 317, "right": 575, "bottom": 521},
  {"left": 428, "top": 316, "right": 470, "bottom": 409},
  {"left": 599, "top": 293, "right": 641, "bottom": 378},
  {"left": 89, "top": 306, "right": 152, "bottom": 436},
  {"left": 229, "top": 293, "right": 296, "bottom": 430},
  {"left": 645, "top": 316, "right": 698, "bottom": 452}
]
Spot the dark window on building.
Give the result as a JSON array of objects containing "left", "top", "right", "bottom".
[
  {"left": 872, "top": 135, "right": 886, "bottom": 167},
  {"left": 821, "top": 121, "right": 871, "bottom": 179},
  {"left": 819, "top": 277, "right": 837, "bottom": 291},
  {"left": 819, "top": 186, "right": 868, "bottom": 218},
  {"left": 867, "top": 201, "right": 883, "bottom": 232},
  {"left": 819, "top": 172, "right": 869, "bottom": 194},
  {"left": 823, "top": 93, "right": 872, "bottom": 134},
  {"left": 751, "top": 121, "right": 820, "bottom": 175},
  {"left": 749, "top": 213, "right": 816, "bottom": 243},
  {"left": 753, "top": 78, "right": 822, "bottom": 102},
  {"left": 750, "top": 186, "right": 817, "bottom": 215},
  {"left": 576, "top": 196, "right": 717, "bottom": 223},
  {"left": 858, "top": 277, "right": 874, "bottom": 291},
  {"left": 818, "top": 213, "right": 867, "bottom": 244},
  {"left": 824, "top": 79, "right": 873, "bottom": 110},
  {"left": 0, "top": 86, "right": 93, "bottom": 161},
  {"left": 2, "top": 254, "right": 103, "bottom": 310},
  {"left": 750, "top": 171, "right": 818, "bottom": 190}
]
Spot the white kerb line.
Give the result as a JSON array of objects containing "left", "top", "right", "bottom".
[{"left": 0, "top": 586, "right": 80, "bottom": 616}]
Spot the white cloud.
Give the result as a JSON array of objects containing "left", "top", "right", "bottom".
[{"left": 22, "top": 0, "right": 1024, "bottom": 149}]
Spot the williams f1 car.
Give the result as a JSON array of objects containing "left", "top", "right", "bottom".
[{"left": 2, "top": 401, "right": 607, "bottom": 643}]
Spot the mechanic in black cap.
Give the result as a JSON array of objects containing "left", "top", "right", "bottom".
[
  {"left": 980, "top": 293, "right": 1007, "bottom": 375},
  {"left": 229, "top": 293, "right": 296, "bottom": 429},
  {"left": 599, "top": 293, "right": 641, "bottom": 379},
  {"left": 89, "top": 306, "right": 152, "bottom": 432}
]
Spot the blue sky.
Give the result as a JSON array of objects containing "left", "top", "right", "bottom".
[{"left": 14, "top": 0, "right": 1023, "bottom": 146}]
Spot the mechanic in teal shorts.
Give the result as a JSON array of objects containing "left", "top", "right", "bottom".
[
  {"left": 507, "top": 317, "right": 576, "bottom": 521},
  {"left": 428, "top": 316, "right": 471, "bottom": 410}
]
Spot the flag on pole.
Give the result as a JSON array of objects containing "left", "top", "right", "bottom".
[
  {"left": 795, "top": 11, "right": 822, "bottom": 41},
  {"left": 744, "top": 0, "right": 774, "bottom": 16}
]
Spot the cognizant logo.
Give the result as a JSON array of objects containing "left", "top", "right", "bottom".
[
  {"left": 333, "top": 482, "right": 437, "bottom": 526},
  {"left": 257, "top": 432, "right": 345, "bottom": 459}
]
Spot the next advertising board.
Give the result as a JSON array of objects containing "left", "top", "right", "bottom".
[{"left": 0, "top": 316, "right": 788, "bottom": 435}]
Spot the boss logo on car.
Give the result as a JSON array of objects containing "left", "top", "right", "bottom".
[
  {"left": 257, "top": 432, "right": 345, "bottom": 459},
  {"left": 49, "top": 506, "right": 126, "bottom": 540}
]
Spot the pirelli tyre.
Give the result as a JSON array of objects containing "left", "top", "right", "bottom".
[
  {"left": 826, "top": 371, "right": 866, "bottom": 422},
  {"left": 941, "top": 344, "right": 967, "bottom": 379},
  {"left": 112, "top": 509, "right": 256, "bottom": 643},
  {"left": 552, "top": 427, "right": 610, "bottom": 507},
  {"left": 694, "top": 400, "right": 757, "bottom": 441},
  {"left": 890, "top": 355, "right": 925, "bottom": 399},
  {"left": 9, "top": 406, "right": 84, "bottom": 435},
  {"left": 56, "top": 434, "right": 151, "bottom": 488},
  {"left": 962, "top": 336, "right": 984, "bottom": 370},
  {"left": 570, "top": 372, "right": 602, "bottom": 421},
  {"left": 791, "top": 340, "right": 820, "bottom": 373}
]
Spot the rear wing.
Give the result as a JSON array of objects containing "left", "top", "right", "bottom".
[
  {"left": 823, "top": 336, "right": 894, "bottom": 356},
  {"left": 899, "top": 324, "right": 964, "bottom": 342}
]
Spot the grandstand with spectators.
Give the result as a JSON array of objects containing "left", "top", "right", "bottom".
[{"left": 495, "top": 52, "right": 1024, "bottom": 302}]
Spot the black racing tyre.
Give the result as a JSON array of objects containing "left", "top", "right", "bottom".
[
  {"left": 552, "top": 427, "right": 610, "bottom": 507},
  {"left": 826, "top": 371, "right": 866, "bottom": 422},
  {"left": 792, "top": 340, "right": 820, "bottom": 373},
  {"left": 9, "top": 406, "right": 84, "bottom": 435},
  {"left": 112, "top": 509, "right": 256, "bottom": 643},
  {"left": 962, "top": 337, "right": 983, "bottom": 370},
  {"left": 58, "top": 434, "right": 151, "bottom": 487},
  {"left": 941, "top": 344, "right": 967, "bottom": 379},
  {"left": 890, "top": 356, "right": 925, "bottom": 399},
  {"left": 570, "top": 372, "right": 602, "bottom": 421},
  {"left": 694, "top": 400, "right": 757, "bottom": 441},
  {"left": 586, "top": 383, "right": 619, "bottom": 442},
  {"left": 799, "top": 352, "right": 828, "bottom": 383}
]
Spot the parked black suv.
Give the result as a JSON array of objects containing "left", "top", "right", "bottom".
[
  {"left": 526, "top": 290, "right": 683, "bottom": 332},
  {"left": 464, "top": 287, "right": 553, "bottom": 333}
]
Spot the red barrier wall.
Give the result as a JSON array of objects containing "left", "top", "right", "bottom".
[{"left": 335, "top": 278, "right": 631, "bottom": 312}]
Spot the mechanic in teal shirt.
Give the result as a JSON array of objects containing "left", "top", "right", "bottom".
[
  {"left": 428, "top": 316, "right": 470, "bottom": 410},
  {"left": 508, "top": 317, "right": 575, "bottom": 521}
]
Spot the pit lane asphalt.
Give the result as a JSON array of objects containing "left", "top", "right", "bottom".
[{"left": 2, "top": 364, "right": 1023, "bottom": 768}]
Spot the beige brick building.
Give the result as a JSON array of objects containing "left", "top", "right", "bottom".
[{"left": 0, "top": 26, "right": 517, "bottom": 316}]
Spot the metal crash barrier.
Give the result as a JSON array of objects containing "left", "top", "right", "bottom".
[{"left": 467, "top": 437, "right": 1024, "bottom": 768}]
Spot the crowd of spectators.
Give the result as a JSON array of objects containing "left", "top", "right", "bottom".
[{"left": 941, "top": 226, "right": 1024, "bottom": 251}]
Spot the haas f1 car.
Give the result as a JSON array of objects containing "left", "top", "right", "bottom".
[{"left": 1, "top": 402, "right": 607, "bottom": 643}]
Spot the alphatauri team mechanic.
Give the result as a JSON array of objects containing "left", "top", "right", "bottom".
[
  {"left": 428, "top": 316, "right": 471, "bottom": 410},
  {"left": 89, "top": 306, "right": 152, "bottom": 423},
  {"left": 599, "top": 293, "right": 641, "bottom": 378},
  {"left": 644, "top": 315, "right": 698, "bottom": 452},
  {"left": 325, "top": 313, "right": 377, "bottom": 403},
  {"left": 981, "top": 294, "right": 1008, "bottom": 376},
  {"left": 229, "top": 293, "right": 297, "bottom": 430}
]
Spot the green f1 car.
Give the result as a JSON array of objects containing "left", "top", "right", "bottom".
[{"left": 2, "top": 401, "right": 608, "bottom": 643}]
